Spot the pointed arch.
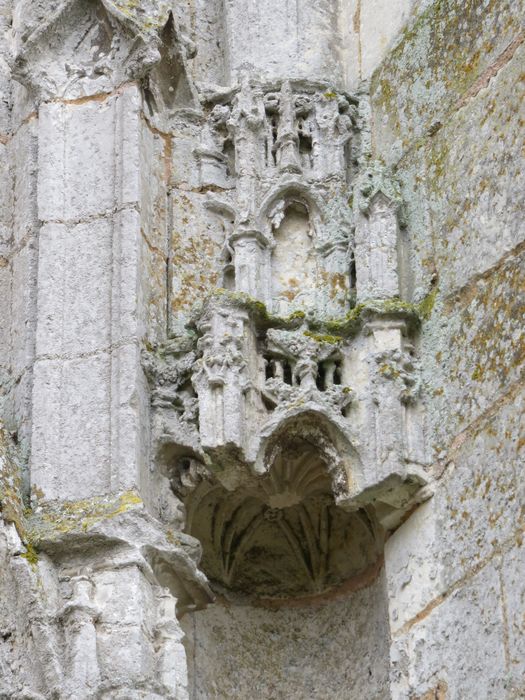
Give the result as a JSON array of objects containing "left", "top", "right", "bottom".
[{"left": 254, "top": 409, "right": 364, "bottom": 502}]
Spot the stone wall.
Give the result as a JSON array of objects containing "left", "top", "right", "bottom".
[
  {"left": 183, "top": 574, "right": 390, "bottom": 699},
  {"left": 369, "top": 1, "right": 525, "bottom": 696}
]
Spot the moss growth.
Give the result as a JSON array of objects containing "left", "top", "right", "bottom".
[
  {"left": 418, "top": 288, "right": 439, "bottom": 320},
  {"left": 21, "top": 543, "right": 38, "bottom": 568},
  {"left": 26, "top": 490, "right": 143, "bottom": 542},
  {"left": 202, "top": 290, "right": 307, "bottom": 330},
  {"left": 0, "top": 425, "right": 26, "bottom": 540},
  {"left": 303, "top": 331, "right": 343, "bottom": 345},
  {"left": 197, "top": 292, "right": 434, "bottom": 343},
  {"left": 321, "top": 298, "right": 423, "bottom": 336}
]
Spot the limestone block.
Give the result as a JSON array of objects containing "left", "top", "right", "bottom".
[
  {"left": 381, "top": 145, "right": 435, "bottom": 304},
  {"left": 392, "top": 562, "right": 506, "bottom": 699},
  {"left": 109, "top": 341, "right": 149, "bottom": 493},
  {"left": 35, "top": 221, "right": 112, "bottom": 357},
  {"left": 111, "top": 207, "right": 144, "bottom": 345},
  {"left": 385, "top": 500, "right": 442, "bottom": 634},
  {"left": 0, "top": 142, "right": 11, "bottom": 239},
  {"left": 359, "top": 0, "right": 416, "bottom": 80},
  {"left": 0, "top": 259, "right": 10, "bottom": 366},
  {"left": 169, "top": 190, "right": 223, "bottom": 334},
  {"left": 423, "top": 41, "right": 525, "bottom": 298},
  {"left": 8, "top": 80, "right": 36, "bottom": 136},
  {"left": 94, "top": 566, "right": 155, "bottom": 631},
  {"left": 421, "top": 250, "right": 524, "bottom": 457},
  {"left": 95, "top": 622, "right": 155, "bottom": 688},
  {"left": 3, "top": 367, "right": 32, "bottom": 445},
  {"left": 436, "top": 390, "right": 524, "bottom": 589},
  {"left": 140, "top": 123, "right": 169, "bottom": 253},
  {"left": 171, "top": 122, "right": 201, "bottom": 190},
  {"left": 31, "top": 353, "right": 111, "bottom": 500},
  {"left": 187, "top": 575, "right": 390, "bottom": 699},
  {"left": 11, "top": 119, "right": 38, "bottom": 246},
  {"left": 223, "top": 0, "right": 343, "bottom": 85},
  {"left": 389, "top": 386, "right": 524, "bottom": 625},
  {"left": 37, "top": 86, "right": 141, "bottom": 223},
  {"left": 141, "top": 240, "right": 168, "bottom": 346},
  {"left": 9, "top": 241, "right": 37, "bottom": 379}
]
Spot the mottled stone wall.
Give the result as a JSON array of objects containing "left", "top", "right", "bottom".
[{"left": 369, "top": 1, "right": 524, "bottom": 696}]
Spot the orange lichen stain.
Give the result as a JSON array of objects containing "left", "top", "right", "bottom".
[{"left": 170, "top": 227, "right": 220, "bottom": 312}]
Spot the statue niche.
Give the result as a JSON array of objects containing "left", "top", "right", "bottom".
[{"left": 270, "top": 197, "right": 317, "bottom": 316}]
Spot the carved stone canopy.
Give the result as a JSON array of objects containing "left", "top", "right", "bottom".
[{"left": 182, "top": 415, "right": 383, "bottom": 602}]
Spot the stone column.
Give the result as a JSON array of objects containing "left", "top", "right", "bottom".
[
  {"left": 61, "top": 575, "right": 100, "bottom": 699},
  {"left": 31, "top": 85, "right": 148, "bottom": 500}
]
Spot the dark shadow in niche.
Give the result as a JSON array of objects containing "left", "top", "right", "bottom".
[{"left": 182, "top": 413, "right": 384, "bottom": 602}]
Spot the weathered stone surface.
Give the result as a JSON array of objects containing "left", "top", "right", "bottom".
[
  {"left": 370, "top": 2, "right": 525, "bottom": 698},
  {"left": 370, "top": 0, "right": 525, "bottom": 162},
  {"left": 386, "top": 386, "right": 525, "bottom": 637},
  {"left": 38, "top": 88, "right": 141, "bottom": 223},
  {"left": 185, "top": 574, "right": 390, "bottom": 699},
  {"left": 0, "top": 0, "right": 523, "bottom": 697},
  {"left": 501, "top": 538, "right": 525, "bottom": 696},
  {"left": 391, "top": 562, "right": 507, "bottom": 699}
]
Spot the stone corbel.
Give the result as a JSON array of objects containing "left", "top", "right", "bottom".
[{"left": 33, "top": 502, "right": 213, "bottom": 615}]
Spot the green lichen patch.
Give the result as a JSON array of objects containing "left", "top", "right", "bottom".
[
  {"left": 196, "top": 290, "right": 308, "bottom": 331},
  {"left": 26, "top": 490, "right": 143, "bottom": 543},
  {"left": 0, "top": 424, "right": 26, "bottom": 540},
  {"left": 193, "top": 292, "right": 433, "bottom": 345},
  {"left": 319, "top": 298, "right": 423, "bottom": 337},
  {"left": 370, "top": 0, "right": 521, "bottom": 159},
  {"left": 21, "top": 543, "right": 39, "bottom": 569},
  {"left": 418, "top": 288, "right": 438, "bottom": 320}
]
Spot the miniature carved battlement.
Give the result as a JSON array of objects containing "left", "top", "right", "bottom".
[
  {"left": 196, "top": 78, "right": 357, "bottom": 188},
  {"left": 144, "top": 291, "right": 429, "bottom": 541}
]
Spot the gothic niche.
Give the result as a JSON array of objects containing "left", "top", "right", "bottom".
[
  {"left": 270, "top": 198, "right": 316, "bottom": 315},
  {"left": 180, "top": 415, "right": 383, "bottom": 601}
]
